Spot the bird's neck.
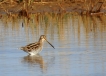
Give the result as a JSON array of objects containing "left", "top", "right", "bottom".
[{"left": 38, "top": 38, "right": 45, "bottom": 44}]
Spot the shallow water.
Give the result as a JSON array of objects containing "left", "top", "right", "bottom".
[{"left": 0, "top": 13, "right": 106, "bottom": 76}]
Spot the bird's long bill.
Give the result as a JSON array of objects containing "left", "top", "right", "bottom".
[{"left": 44, "top": 38, "right": 55, "bottom": 49}]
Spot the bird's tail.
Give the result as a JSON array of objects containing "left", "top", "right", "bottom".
[{"left": 20, "top": 47, "right": 24, "bottom": 50}]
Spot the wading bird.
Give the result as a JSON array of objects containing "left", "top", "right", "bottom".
[{"left": 20, "top": 35, "right": 55, "bottom": 55}]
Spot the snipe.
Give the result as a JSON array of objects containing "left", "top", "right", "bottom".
[{"left": 20, "top": 35, "right": 55, "bottom": 55}]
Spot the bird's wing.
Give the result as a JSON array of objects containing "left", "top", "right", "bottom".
[{"left": 21, "top": 42, "right": 40, "bottom": 52}]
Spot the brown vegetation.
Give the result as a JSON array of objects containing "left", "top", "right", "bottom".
[{"left": 0, "top": 0, "right": 106, "bottom": 16}]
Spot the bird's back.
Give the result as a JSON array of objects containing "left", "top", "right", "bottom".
[{"left": 20, "top": 42, "right": 43, "bottom": 54}]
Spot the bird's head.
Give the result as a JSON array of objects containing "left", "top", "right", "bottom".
[{"left": 39, "top": 35, "right": 55, "bottom": 49}]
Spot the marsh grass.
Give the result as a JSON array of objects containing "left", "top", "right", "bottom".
[
  {"left": 1, "top": 13, "right": 106, "bottom": 37},
  {"left": 0, "top": 0, "right": 105, "bottom": 15}
]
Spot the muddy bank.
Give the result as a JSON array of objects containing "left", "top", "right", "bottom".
[{"left": 0, "top": 1, "right": 106, "bottom": 15}]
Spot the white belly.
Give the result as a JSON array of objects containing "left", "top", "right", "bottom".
[
  {"left": 28, "top": 46, "right": 43, "bottom": 56},
  {"left": 29, "top": 52, "right": 36, "bottom": 56}
]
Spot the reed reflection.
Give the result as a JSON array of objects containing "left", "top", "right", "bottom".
[{"left": 0, "top": 13, "right": 106, "bottom": 48}]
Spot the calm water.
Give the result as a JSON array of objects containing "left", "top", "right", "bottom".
[{"left": 0, "top": 13, "right": 106, "bottom": 76}]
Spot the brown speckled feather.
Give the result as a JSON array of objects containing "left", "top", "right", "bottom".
[{"left": 21, "top": 42, "right": 41, "bottom": 53}]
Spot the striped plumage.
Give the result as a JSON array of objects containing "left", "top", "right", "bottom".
[{"left": 20, "top": 35, "right": 55, "bottom": 55}]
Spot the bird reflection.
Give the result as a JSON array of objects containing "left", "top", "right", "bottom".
[{"left": 23, "top": 54, "right": 46, "bottom": 71}]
